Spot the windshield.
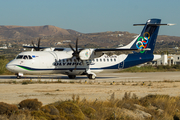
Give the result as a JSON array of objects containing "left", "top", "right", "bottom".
[
  {"left": 16, "top": 55, "right": 33, "bottom": 59},
  {"left": 16, "top": 55, "right": 23, "bottom": 59}
]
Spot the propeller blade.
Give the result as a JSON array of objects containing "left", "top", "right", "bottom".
[
  {"left": 69, "top": 43, "right": 75, "bottom": 52},
  {"left": 37, "top": 38, "right": 41, "bottom": 51},
  {"left": 76, "top": 37, "right": 78, "bottom": 52},
  {"left": 32, "top": 41, "right": 37, "bottom": 51},
  {"left": 74, "top": 59, "right": 77, "bottom": 70}
]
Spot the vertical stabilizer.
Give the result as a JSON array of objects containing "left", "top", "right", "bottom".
[{"left": 120, "top": 19, "right": 161, "bottom": 54}]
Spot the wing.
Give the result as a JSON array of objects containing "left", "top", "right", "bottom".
[
  {"left": 23, "top": 45, "right": 64, "bottom": 51},
  {"left": 94, "top": 48, "right": 151, "bottom": 53}
]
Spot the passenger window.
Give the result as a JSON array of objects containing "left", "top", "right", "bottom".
[
  {"left": 96, "top": 59, "right": 98, "bottom": 62},
  {"left": 111, "top": 59, "right": 113, "bottom": 62},
  {"left": 28, "top": 55, "right": 32, "bottom": 59},
  {"left": 107, "top": 59, "right": 109, "bottom": 62},
  {"left": 23, "top": 55, "right": 28, "bottom": 59},
  {"left": 104, "top": 59, "right": 105, "bottom": 62},
  {"left": 114, "top": 59, "right": 116, "bottom": 62},
  {"left": 16, "top": 55, "right": 23, "bottom": 59},
  {"left": 100, "top": 59, "right": 102, "bottom": 62}
]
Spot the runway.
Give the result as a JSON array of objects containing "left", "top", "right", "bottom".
[{"left": 0, "top": 72, "right": 180, "bottom": 82}]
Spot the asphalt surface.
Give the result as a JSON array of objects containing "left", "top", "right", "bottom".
[{"left": 0, "top": 72, "right": 180, "bottom": 82}]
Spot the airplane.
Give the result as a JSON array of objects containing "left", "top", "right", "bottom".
[{"left": 6, "top": 19, "right": 174, "bottom": 79}]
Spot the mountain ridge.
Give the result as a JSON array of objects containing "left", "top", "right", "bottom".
[
  {"left": 0, "top": 25, "right": 180, "bottom": 52},
  {"left": 0, "top": 25, "right": 80, "bottom": 39}
]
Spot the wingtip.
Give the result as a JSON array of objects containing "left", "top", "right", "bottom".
[{"left": 167, "top": 23, "right": 176, "bottom": 26}]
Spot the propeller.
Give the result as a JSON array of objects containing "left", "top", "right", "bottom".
[
  {"left": 69, "top": 37, "right": 82, "bottom": 70},
  {"left": 32, "top": 38, "right": 41, "bottom": 51}
]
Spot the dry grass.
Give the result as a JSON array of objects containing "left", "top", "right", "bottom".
[{"left": 1, "top": 93, "right": 180, "bottom": 120}]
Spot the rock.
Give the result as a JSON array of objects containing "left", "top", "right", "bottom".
[
  {"left": 134, "top": 109, "right": 152, "bottom": 119},
  {"left": 134, "top": 104, "right": 146, "bottom": 111}
]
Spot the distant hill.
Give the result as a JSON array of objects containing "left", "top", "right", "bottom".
[
  {"left": 0, "top": 25, "right": 180, "bottom": 54},
  {"left": 0, "top": 25, "right": 79, "bottom": 39}
]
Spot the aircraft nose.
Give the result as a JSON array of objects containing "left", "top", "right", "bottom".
[{"left": 6, "top": 63, "right": 15, "bottom": 72}]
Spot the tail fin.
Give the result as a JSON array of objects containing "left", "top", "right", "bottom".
[{"left": 121, "top": 19, "right": 161, "bottom": 54}]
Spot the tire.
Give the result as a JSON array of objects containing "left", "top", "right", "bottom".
[
  {"left": 87, "top": 74, "right": 96, "bottom": 80},
  {"left": 68, "top": 75, "right": 76, "bottom": 79},
  {"left": 17, "top": 75, "right": 21, "bottom": 79}
]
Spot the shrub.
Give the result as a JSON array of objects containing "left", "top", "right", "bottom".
[
  {"left": 9, "top": 113, "right": 33, "bottom": 120},
  {"left": 19, "top": 99, "right": 42, "bottom": 110},
  {"left": 0, "top": 102, "right": 18, "bottom": 116},
  {"left": 122, "top": 92, "right": 131, "bottom": 100},
  {"left": 41, "top": 105, "right": 59, "bottom": 115},
  {"left": 31, "top": 110, "right": 61, "bottom": 120},
  {"left": 54, "top": 101, "right": 85, "bottom": 120},
  {"left": 174, "top": 112, "right": 180, "bottom": 120},
  {"left": 80, "top": 105, "right": 96, "bottom": 118},
  {"left": 22, "top": 81, "right": 29, "bottom": 85}
]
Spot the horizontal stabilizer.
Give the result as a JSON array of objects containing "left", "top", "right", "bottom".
[
  {"left": 139, "top": 48, "right": 151, "bottom": 51},
  {"left": 133, "top": 23, "right": 175, "bottom": 26}
]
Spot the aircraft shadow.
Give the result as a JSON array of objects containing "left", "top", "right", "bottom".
[{"left": 0, "top": 75, "right": 116, "bottom": 80}]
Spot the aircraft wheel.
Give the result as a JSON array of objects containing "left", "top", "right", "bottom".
[
  {"left": 68, "top": 75, "right": 76, "bottom": 79},
  {"left": 87, "top": 74, "right": 96, "bottom": 80},
  {"left": 17, "top": 75, "right": 21, "bottom": 79}
]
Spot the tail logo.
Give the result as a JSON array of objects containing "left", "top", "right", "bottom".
[{"left": 136, "top": 32, "right": 150, "bottom": 53}]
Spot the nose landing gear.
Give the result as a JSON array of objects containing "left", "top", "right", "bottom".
[{"left": 16, "top": 73, "right": 23, "bottom": 79}]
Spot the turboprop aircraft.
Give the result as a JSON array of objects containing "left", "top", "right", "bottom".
[{"left": 6, "top": 19, "right": 174, "bottom": 79}]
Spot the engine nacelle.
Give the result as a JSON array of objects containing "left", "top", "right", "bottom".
[{"left": 79, "top": 49, "right": 103, "bottom": 60}]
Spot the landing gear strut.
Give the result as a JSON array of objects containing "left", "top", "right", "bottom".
[
  {"left": 68, "top": 75, "right": 76, "bottom": 79},
  {"left": 87, "top": 74, "right": 96, "bottom": 80},
  {"left": 17, "top": 75, "right": 21, "bottom": 79},
  {"left": 16, "top": 73, "right": 23, "bottom": 79}
]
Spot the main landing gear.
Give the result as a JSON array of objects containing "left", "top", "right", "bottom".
[
  {"left": 87, "top": 74, "right": 96, "bottom": 80},
  {"left": 68, "top": 74, "right": 96, "bottom": 80},
  {"left": 68, "top": 75, "right": 76, "bottom": 79}
]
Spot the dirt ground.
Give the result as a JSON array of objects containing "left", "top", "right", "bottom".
[{"left": 0, "top": 80, "right": 180, "bottom": 105}]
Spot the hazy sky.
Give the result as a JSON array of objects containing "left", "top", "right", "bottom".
[{"left": 0, "top": 0, "right": 179, "bottom": 36}]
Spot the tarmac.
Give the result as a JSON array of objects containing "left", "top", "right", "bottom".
[{"left": 0, "top": 72, "right": 180, "bottom": 82}]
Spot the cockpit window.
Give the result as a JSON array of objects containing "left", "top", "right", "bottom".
[
  {"left": 28, "top": 55, "right": 32, "bottom": 59},
  {"left": 16, "top": 55, "right": 33, "bottom": 59},
  {"left": 23, "top": 55, "right": 28, "bottom": 59},
  {"left": 16, "top": 55, "right": 23, "bottom": 59}
]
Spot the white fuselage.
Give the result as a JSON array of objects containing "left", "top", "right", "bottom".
[{"left": 6, "top": 51, "right": 128, "bottom": 76}]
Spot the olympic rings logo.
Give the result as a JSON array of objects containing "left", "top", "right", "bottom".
[
  {"left": 85, "top": 51, "right": 88, "bottom": 57},
  {"left": 136, "top": 32, "right": 150, "bottom": 53}
]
